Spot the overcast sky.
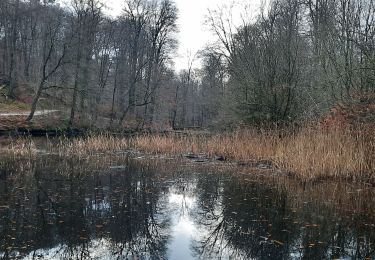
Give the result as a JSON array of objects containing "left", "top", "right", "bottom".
[{"left": 61, "top": 0, "right": 264, "bottom": 71}]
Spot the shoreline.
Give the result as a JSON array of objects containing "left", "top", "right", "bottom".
[{"left": 1, "top": 127, "right": 374, "bottom": 185}]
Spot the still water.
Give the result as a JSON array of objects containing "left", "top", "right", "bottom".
[{"left": 0, "top": 154, "right": 374, "bottom": 259}]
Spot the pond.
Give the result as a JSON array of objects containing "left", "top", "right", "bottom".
[{"left": 0, "top": 154, "right": 374, "bottom": 259}]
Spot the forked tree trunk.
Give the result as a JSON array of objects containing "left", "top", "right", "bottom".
[{"left": 26, "top": 80, "right": 45, "bottom": 122}]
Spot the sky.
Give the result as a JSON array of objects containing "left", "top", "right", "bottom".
[{"left": 60, "top": 0, "right": 264, "bottom": 71}]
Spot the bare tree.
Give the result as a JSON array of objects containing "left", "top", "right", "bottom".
[
  {"left": 8, "top": 0, "right": 20, "bottom": 98},
  {"left": 68, "top": 0, "right": 104, "bottom": 127},
  {"left": 26, "top": 6, "right": 69, "bottom": 122}
]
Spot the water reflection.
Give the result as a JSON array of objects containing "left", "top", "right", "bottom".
[{"left": 0, "top": 156, "right": 374, "bottom": 259}]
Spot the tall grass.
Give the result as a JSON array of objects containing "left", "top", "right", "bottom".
[
  {"left": 1, "top": 127, "right": 374, "bottom": 181},
  {"left": 273, "top": 128, "right": 373, "bottom": 180},
  {"left": 132, "top": 127, "right": 374, "bottom": 181},
  {"left": 59, "top": 135, "right": 129, "bottom": 156},
  {"left": 1, "top": 137, "right": 37, "bottom": 157}
]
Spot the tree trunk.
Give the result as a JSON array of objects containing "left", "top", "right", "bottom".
[
  {"left": 26, "top": 80, "right": 45, "bottom": 122},
  {"left": 8, "top": 0, "right": 20, "bottom": 98},
  {"left": 69, "top": 67, "right": 80, "bottom": 128}
]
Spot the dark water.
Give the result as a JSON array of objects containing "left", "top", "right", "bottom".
[{"left": 0, "top": 155, "right": 374, "bottom": 259}]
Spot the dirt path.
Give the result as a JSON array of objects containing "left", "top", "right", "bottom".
[{"left": 0, "top": 110, "right": 59, "bottom": 117}]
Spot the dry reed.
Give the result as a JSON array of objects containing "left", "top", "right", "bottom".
[
  {"left": 1, "top": 127, "right": 374, "bottom": 181},
  {"left": 1, "top": 138, "right": 37, "bottom": 157},
  {"left": 60, "top": 135, "right": 129, "bottom": 156},
  {"left": 131, "top": 127, "right": 375, "bottom": 181}
]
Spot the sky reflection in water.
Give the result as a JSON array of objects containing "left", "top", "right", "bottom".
[{"left": 0, "top": 155, "right": 374, "bottom": 259}]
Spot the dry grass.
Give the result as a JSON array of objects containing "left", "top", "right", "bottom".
[
  {"left": 1, "top": 137, "right": 37, "bottom": 157},
  {"left": 58, "top": 135, "right": 129, "bottom": 156},
  {"left": 132, "top": 127, "right": 375, "bottom": 181},
  {"left": 1, "top": 126, "right": 374, "bottom": 181},
  {"left": 274, "top": 128, "right": 374, "bottom": 180}
]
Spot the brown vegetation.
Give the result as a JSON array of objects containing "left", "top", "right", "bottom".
[
  {"left": 321, "top": 94, "right": 375, "bottom": 128},
  {"left": 2, "top": 126, "right": 374, "bottom": 182},
  {"left": 133, "top": 127, "right": 374, "bottom": 181},
  {"left": 1, "top": 137, "right": 36, "bottom": 157},
  {"left": 60, "top": 135, "right": 130, "bottom": 156}
]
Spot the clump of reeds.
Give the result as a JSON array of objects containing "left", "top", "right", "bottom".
[
  {"left": 274, "top": 127, "right": 373, "bottom": 180},
  {"left": 2, "top": 138, "right": 37, "bottom": 157},
  {"left": 2, "top": 126, "right": 374, "bottom": 181},
  {"left": 131, "top": 134, "right": 199, "bottom": 155},
  {"left": 130, "top": 127, "right": 375, "bottom": 181},
  {"left": 60, "top": 135, "right": 129, "bottom": 157},
  {"left": 131, "top": 130, "right": 280, "bottom": 162}
]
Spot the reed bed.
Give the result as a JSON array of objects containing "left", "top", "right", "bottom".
[
  {"left": 274, "top": 128, "right": 374, "bottom": 180},
  {"left": 131, "top": 127, "right": 375, "bottom": 181},
  {"left": 59, "top": 135, "right": 130, "bottom": 156},
  {"left": 1, "top": 137, "right": 37, "bottom": 157},
  {"left": 1, "top": 127, "right": 374, "bottom": 181}
]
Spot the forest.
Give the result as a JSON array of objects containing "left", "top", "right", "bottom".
[
  {"left": 0, "top": 0, "right": 374, "bottom": 179},
  {"left": 1, "top": 1, "right": 375, "bottom": 259},
  {"left": 0, "top": 0, "right": 373, "bottom": 130}
]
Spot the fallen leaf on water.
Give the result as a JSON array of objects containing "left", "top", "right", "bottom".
[{"left": 273, "top": 240, "right": 284, "bottom": 246}]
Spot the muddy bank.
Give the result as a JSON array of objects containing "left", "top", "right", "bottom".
[{"left": 0, "top": 128, "right": 84, "bottom": 137}]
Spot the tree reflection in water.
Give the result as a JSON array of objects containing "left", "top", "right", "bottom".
[
  {"left": 192, "top": 173, "right": 375, "bottom": 259},
  {"left": 0, "top": 156, "right": 374, "bottom": 259},
  {"left": 0, "top": 157, "right": 172, "bottom": 259}
]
